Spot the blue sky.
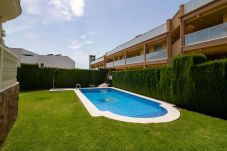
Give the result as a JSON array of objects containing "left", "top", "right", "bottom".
[{"left": 4, "top": 0, "right": 189, "bottom": 69}]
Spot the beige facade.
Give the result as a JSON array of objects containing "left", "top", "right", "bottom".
[
  {"left": 91, "top": 0, "right": 227, "bottom": 70},
  {"left": 0, "top": 0, "right": 22, "bottom": 143}
]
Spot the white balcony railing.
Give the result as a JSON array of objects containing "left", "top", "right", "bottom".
[
  {"left": 0, "top": 46, "right": 18, "bottom": 92},
  {"left": 126, "top": 55, "right": 144, "bottom": 65},
  {"left": 114, "top": 59, "right": 125, "bottom": 66},
  {"left": 106, "top": 62, "right": 114, "bottom": 68},
  {"left": 184, "top": 0, "right": 214, "bottom": 14},
  {"left": 91, "top": 56, "right": 104, "bottom": 65},
  {"left": 185, "top": 22, "right": 227, "bottom": 46},
  {"left": 146, "top": 50, "right": 167, "bottom": 61}
]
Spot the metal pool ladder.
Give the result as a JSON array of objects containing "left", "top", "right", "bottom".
[{"left": 76, "top": 83, "right": 81, "bottom": 89}]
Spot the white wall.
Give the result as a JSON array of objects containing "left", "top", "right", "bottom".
[
  {"left": 39, "top": 55, "right": 75, "bottom": 69},
  {"left": 9, "top": 48, "right": 75, "bottom": 69}
]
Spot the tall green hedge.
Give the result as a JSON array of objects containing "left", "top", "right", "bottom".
[
  {"left": 17, "top": 64, "right": 107, "bottom": 90},
  {"left": 55, "top": 69, "right": 106, "bottom": 88},
  {"left": 112, "top": 54, "right": 227, "bottom": 118}
]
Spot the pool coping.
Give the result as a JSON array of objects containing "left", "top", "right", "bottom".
[{"left": 75, "top": 87, "right": 180, "bottom": 124}]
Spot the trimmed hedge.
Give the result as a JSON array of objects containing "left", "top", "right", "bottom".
[
  {"left": 17, "top": 64, "right": 107, "bottom": 90},
  {"left": 55, "top": 69, "right": 106, "bottom": 88},
  {"left": 112, "top": 54, "right": 227, "bottom": 118}
]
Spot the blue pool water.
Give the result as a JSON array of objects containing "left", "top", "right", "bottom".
[{"left": 80, "top": 88, "right": 167, "bottom": 118}]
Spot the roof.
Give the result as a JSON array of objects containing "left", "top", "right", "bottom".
[{"left": 106, "top": 23, "right": 167, "bottom": 56}]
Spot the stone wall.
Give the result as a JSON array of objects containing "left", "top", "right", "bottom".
[{"left": 0, "top": 83, "right": 19, "bottom": 143}]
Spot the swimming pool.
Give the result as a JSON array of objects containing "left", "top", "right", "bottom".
[{"left": 75, "top": 87, "right": 180, "bottom": 123}]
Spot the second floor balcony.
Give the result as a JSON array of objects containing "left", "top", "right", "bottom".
[
  {"left": 106, "top": 62, "right": 114, "bottom": 68},
  {"left": 105, "top": 50, "right": 168, "bottom": 68},
  {"left": 91, "top": 56, "right": 104, "bottom": 65},
  {"left": 126, "top": 55, "right": 144, "bottom": 65},
  {"left": 114, "top": 59, "right": 125, "bottom": 66},
  {"left": 146, "top": 50, "right": 167, "bottom": 62},
  {"left": 185, "top": 22, "right": 227, "bottom": 46}
]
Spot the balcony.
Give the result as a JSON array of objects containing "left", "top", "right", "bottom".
[
  {"left": 114, "top": 59, "right": 125, "bottom": 66},
  {"left": 106, "top": 62, "right": 114, "bottom": 68},
  {"left": 91, "top": 56, "right": 104, "bottom": 65},
  {"left": 0, "top": 47, "right": 18, "bottom": 91},
  {"left": 107, "top": 23, "right": 167, "bottom": 56},
  {"left": 146, "top": 50, "right": 167, "bottom": 62},
  {"left": 184, "top": 0, "right": 214, "bottom": 14},
  {"left": 185, "top": 22, "right": 227, "bottom": 46},
  {"left": 0, "top": 0, "right": 22, "bottom": 22},
  {"left": 126, "top": 55, "right": 144, "bottom": 65}
]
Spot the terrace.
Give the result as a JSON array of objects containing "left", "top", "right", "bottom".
[
  {"left": 0, "top": 47, "right": 18, "bottom": 91},
  {"left": 185, "top": 22, "right": 227, "bottom": 46},
  {"left": 182, "top": 0, "right": 227, "bottom": 55}
]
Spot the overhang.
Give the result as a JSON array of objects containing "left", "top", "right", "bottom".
[{"left": 0, "top": 0, "right": 22, "bottom": 22}]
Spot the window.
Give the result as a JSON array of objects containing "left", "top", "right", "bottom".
[
  {"left": 154, "top": 45, "right": 162, "bottom": 52},
  {"left": 40, "top": 63, "right": 44, "bottom": 68},
  {"left": 23, "top": 54, "right": 34, "bottom": 57}
]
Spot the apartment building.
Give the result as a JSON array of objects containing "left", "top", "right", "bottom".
[
  {"left": 9, "top": 48, "right": 76, "bottom": 69},
  {"left": 91, "top": 0, "right": 227, "bottom": 70}
]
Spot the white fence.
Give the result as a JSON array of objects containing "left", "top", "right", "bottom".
[{"left": 0, "top": 45, "right": 18, "bottom": 92}]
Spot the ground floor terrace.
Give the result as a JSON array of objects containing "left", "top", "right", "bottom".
[{"left": 1, "top": 90, "right": 226, "bottom": 151}]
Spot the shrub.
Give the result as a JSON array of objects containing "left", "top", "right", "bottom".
[
  {"left": 17, "top": 64, "right": 107, "bottom": 90},
  {"left": 112, "top": 54, "right": 227, "bottom": 118},
  {"left": 191, "top": 59, "right": 227, "bottom": 117},
  {"left": 55, "top": 69, "right": 106, "bottom": 88}
]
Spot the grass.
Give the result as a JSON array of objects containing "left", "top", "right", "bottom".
[{"left": 1, "top": 90, "right": 227, "bottom": 151}]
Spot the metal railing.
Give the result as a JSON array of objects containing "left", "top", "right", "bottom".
[
  {"left": 105, "top": 51, "right": 168, "bottom": 68},
  {"left": 185, "top": 22, "right": 227, "bottom": 46},
  {"left": 0, "top": 46, "right": 18, "bottom": 92},
  {"left": 114, "top": 59, "right": 125, "bottom": 66},
  {"left": 146, "top": 50, "right": 167, "bottom": 61},
  {"left": 126, "top": 55, "right": 144, "bottom": 65},
  {"left": 91, "top": 56, "right": 104, "bottom": 65},
  {"left": 106, "top": 62, "right": 114, "bottom": 68},
  {"left": 184, "top": 0, "right": 214, "bottom": 14}
]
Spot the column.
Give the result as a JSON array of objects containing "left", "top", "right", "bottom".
[
  {"left": 180, "top": 5, "right": 185, "bottom": 54},
  {"left": 112, "top": 56, "right": 114, "bottom": 67},
  {"left": 143, "top": 44, "right": 147, "bottom": 62},
  {"left": 124, "top": 51, "right": 127, "bottom": 66},
  {"left": 0, "top": 46, "right": 4, "bottom": 90},
  {"left": 180, "top": 20, "right": 185, "bottom": 54}
]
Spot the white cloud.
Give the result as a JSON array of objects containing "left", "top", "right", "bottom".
[
  {"left": 80, "top": 35, "right": 87, "bottom": 40},
  {"left": 69, "top": 40, "right": 94, "bottom": 49},
  {"left": 69, "top": 32, "right": 95, "bottom": 49},
  {"left": 69, "top": 40, "right": 84, "bottom": 49},
  {"left": 22, "top": 0, "right": 43, "bottom": 16},
  {"left": 85, "top": 41, "right": 94, "bottom": 44},
  {"left": 69, "top": 0, "right": 85, "bottom": 17},
  {"left": 88, "top": 31, "right": 96, "bottom": 35},
  {"left": 49, "top": 0, "right": 85, "bottom": 20},
  {"left": 22, "top": 0, "right": 85, "bottom": 22}
]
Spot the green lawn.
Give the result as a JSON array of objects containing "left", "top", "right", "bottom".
[{"left": 1, "top": 90, "right": 227, "bottom": 151}]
